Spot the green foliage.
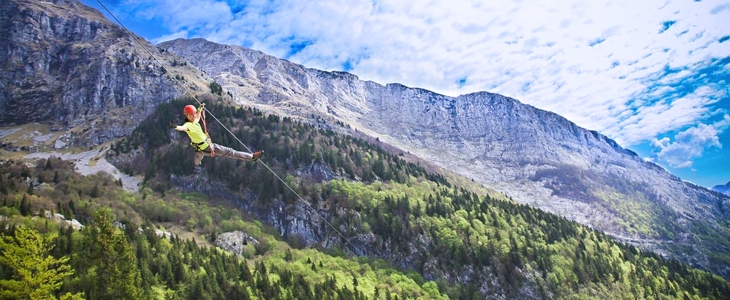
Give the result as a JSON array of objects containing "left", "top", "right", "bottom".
[
  {"left": 530, "top": 164, "right": 681, "bottom": 239},
  {"left": 0, "top": 158, "right": 447, "bottom": 299},
  {"left": 2, "top": 99, "right": 729, "bottom": 299},
  {"left": 77, "top": 209, "right": 143, "bottom": 299},
  {"left": 0, "top": 226, "right": 84, "bottom": 300},
  {"left": 19, "top": 194, "right": 31, "bottom": 216},
  {"left": 209, "top": 81, "right": 223, "bottom": 96},
  {"left": 529, "top": 163, "right": 730, "bottom": 280},
  {"left": 114, "top": 99, "right": 447, "bottom": 190}
]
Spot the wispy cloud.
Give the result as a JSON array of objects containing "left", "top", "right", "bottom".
[
  {"left": 106, "top": 0, "right": 730, "bottom": 151},
  {"left": 611, "top": 59, "right": 728, "bottom": 146}
]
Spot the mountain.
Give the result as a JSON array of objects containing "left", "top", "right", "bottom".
[
  {"left": 2, "top": 1, "right": 730, "bottom": 297},
  {"left": 713, "top": 181, "right": 730, "bottom": 196},
  {"left": 156, "top": 38, "right": 730, "bottom": 276},
  {"left": 0, "top": 0, "right": 213, "bottom": 148},
  {"left": 2, "top": 0, "right": 729, "bottom": 281},
  {"left": 4, "top": 116, "right": 730, "bottom": 299}
]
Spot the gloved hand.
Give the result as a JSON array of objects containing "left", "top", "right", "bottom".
[
  {"left": 168, "top": 121, "right": 176, "bottom": 129},
  {"left": 198, "top": 103, "right": 205, "bottom": 112}
]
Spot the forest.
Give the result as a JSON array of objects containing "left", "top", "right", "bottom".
[{"left": 1, "top": 99, "right": 728, "bottom": 299}]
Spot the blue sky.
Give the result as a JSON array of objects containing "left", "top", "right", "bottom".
[{"left": 81, "top": 0, "right": 730, "bottom": 188}]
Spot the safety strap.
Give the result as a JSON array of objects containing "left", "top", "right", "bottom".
[
  {"left": 201, "top": 108, "right": 215, "bottom": 157},
  {"left": 190, "top": 141, "right": 208, "bottom": 151}
]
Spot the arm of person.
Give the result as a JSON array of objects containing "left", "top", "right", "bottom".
[
  {"left": 169, "top": 120, "right": 188, "bottom": 132},
  {"left": 195, "top": 103, "right": 205, "bottom": 122},
  {"left": 194, "top": 110, "right": 202, "bottom": 122}
]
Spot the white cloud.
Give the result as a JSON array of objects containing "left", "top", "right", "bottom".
[
  {"left": 716, "top": 114, "right": 730, "bottom": 129},
  {"left": 613, "top": 82, "right": 724, "bottom": 146},
  {"left": 151, "top": 31, "right": 189, "bottom": 45},
  {"left": 651, "top": 123, "right": 723, "bottom": 168},
  {"left": 114, "top": 0, "right": 730, "bottom": 148}
]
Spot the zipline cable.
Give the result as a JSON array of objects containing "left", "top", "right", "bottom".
[{"left": 95, "top": 0, "right": 363, "bottom": 256}]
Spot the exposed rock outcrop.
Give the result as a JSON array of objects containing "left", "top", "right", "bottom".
[
  {"left": 3, "top": 0, "right": 729, "bottom": 281},
  {"left": 158, "top": 38, "right": 730, "bottom": 277},
  {"left": 0, "top": 0, "right": 210, "bottom": 147}
]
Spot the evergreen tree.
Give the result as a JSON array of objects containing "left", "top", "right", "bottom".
[
  {"left": 0, "top": 177, "right": 6, "bottom": 195},
  {"left": 80, "top": 209, "right": 143, "bottom": 299},
  {"left": 0, "top": 226, "right": 84, "bottom": 300},
  {"left": 90, "top": 183, "right": 100, "bottom": 198},
  {"left": 209, "top": 81, "right": 223, "bottom": 96},
  {"left": 19, "top": 194, "right": 31, "bottom": 216},
  {"left": 68, "top": 200, "right": 76, "bottom": 216}
]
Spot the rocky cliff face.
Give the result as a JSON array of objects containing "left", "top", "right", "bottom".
[
  {"left": 3, "top": 0, "right": 728, "bottom": 279},
  {"left": 158, "top": 38, "right": 730, "bottom": 277},
  {"left": 158, "top": 38, "right": 373, "bottom": 124},
  {"left": 0, "top": 0, "right": 210, "bottom": 147}
]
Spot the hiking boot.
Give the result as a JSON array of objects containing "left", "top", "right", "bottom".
[{"left": 252, "top": 150, "right": 264, "bottom": 161}]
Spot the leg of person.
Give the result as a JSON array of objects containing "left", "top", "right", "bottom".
[
  {"left": 210, "top": 143, "right": 255, "bottom": 161},
  {"left": 194, "top": 147, "right": 213, "bottom": 165}
]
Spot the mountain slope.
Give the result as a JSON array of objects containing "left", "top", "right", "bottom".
[
  {"left": 713, "top": 181, "right": 730, "bottom": 196},
  {"left": 3, "top": 132, "right": 729, "bottom": 299},
  {"left": 108, "top": 100, "right": 730, "bottom": 299},
  {"left": 157, "top": 38, "right": 730, "bottom": 277},
  {"left": 0, "top": 0, "right": 212, "bottom": 148},
  {"left": 0, "top": 157, "right": 453, "bottom": 300},
  {"left": 1, "top": 0, "right": 728, "bottom": 281}
]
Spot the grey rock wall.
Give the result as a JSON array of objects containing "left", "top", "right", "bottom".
[
  {"left": 0, "top": 0, "right": 199, "bottom": 147},
  {"left": 159, "top": 38, "right": 730, "bottom": 277},
  {"left": 4, "top": 0, "right": 729, "bottom": 280}
]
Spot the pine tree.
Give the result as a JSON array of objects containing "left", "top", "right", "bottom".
[
  {"left": 68, "top": 200, "right": 76, "bottom": 215},
  {"left": 90, "top": 183, "right": 100, "bottom": 198},
  {"left": 20, "top": 194, "right": 31, "bottom": 216},
  {"left": 80, "top": 209, "right": 143, "bottom": 299},
  {"left": 0, "top": 226, "right": 84, "bottom": 300}
]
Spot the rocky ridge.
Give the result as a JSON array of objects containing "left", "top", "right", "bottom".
[
  {"left": 0, "top": 0, "right": 213, "bottom": 148},
  {"left": 2, "top": 0, "right": 729, "bottom": 280},
  {"left": 157, "top": 38, "right": 730, "bottom": 277},
  {"left": 713, "top": 181, "right": 730, "bottom": 196}
]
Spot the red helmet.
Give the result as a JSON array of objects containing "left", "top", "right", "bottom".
[{"left": 183, "top": 105, "right": 196, "bottom": 115}]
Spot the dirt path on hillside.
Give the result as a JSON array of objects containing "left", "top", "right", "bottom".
[{"left": 25, "top": 150, "right": 142, "bottom": 193}]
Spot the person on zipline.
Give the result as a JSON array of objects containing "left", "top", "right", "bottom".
[{"left": 169, "top": 103, "right": 263, "bottom": 168}]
